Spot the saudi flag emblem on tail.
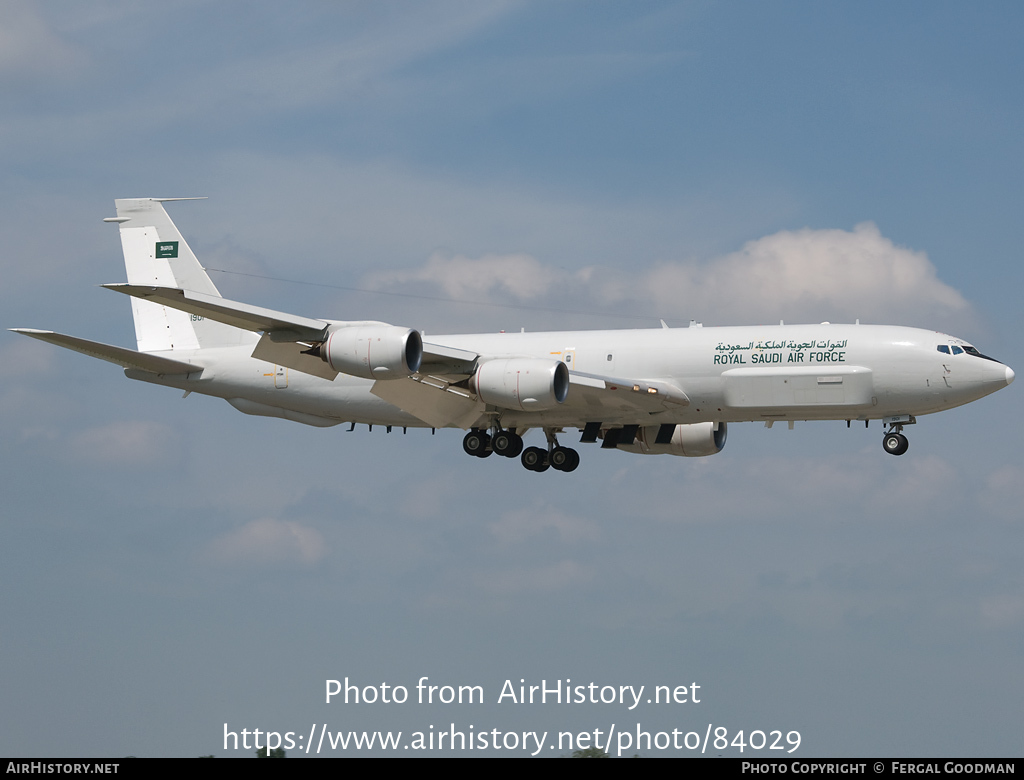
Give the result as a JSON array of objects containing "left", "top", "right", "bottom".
[{"left": 156, "top": 241, "right": 178, "bottom": 258}]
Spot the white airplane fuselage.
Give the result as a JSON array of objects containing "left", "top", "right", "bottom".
[{"left": 127, "top": 322, "right": 1012, "bottom": 429}]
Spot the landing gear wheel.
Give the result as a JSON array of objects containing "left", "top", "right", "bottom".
[
  {"left": 550, "top": 446, "right": 578, "bottom": 472},
  {"left": 492, "top": 430, "right": 512, "bottom": 456},
  {"left": 508, "top": 434, "right": 524, "bottom": 457},
  {"left": 549, "top": 446, "right": 569, "bottom": 470},
  {"left": 521, "top": 446, "right": 549, "bottom": 472},
  {"left": 563, "top": 448, "right": 580, "bottom": 472},
  {"left": 492, "top": 430, "right": 524, "bottom": 458},
  {"left": 463, "top": 430, "right": 491, "bottom": 458},
  {"left": 895, "top": 434, "right": 909, "bottom": 456},
  {"left": 882, "top": 432, "right": 909, "bottom": 456}
]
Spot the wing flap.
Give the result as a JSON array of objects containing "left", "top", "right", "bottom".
[
  {"left": 568, "top": 371, "right": 690, "bottom": 412},
  {"left": 371, "top": 376, "right": 485, "bottom": 428},
  {"left": 11, "top": 329, "right": 198, "bottom": 375}
]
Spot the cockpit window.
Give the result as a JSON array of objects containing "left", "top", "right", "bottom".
[
  {"left": 960, "top": 344, "right": 1001, "bottom": 362},
  {"left": 940, "top": 341, "right": 1001, "bottom": 363}
]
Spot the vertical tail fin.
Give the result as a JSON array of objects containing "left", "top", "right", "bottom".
[{"left": 108, "top": 198, "right": 256, "bottom": 352}]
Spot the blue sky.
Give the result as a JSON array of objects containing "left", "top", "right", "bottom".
[{"left": 2, "top": 1, "right": 1022, "bottom": 757}]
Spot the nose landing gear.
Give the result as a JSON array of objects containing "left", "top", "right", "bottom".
[
  {"left": 881, "top": 415, "right": 915, "bottom": 456},
  {"left": 882, "top": 431, "right": 909, "bottom": 456}
]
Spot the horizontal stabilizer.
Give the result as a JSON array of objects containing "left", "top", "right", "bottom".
[
  {"left": 102, "top": 285, "right": 329, "bottom": 341},
  {"left": 10, "top": 329, "right": 198, "bottom": 375}
]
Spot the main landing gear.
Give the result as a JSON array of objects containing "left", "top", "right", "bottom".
[
  {"left": 462, "top": 427, "right": 579, "bottom": 472},
  {"left": 522, "top": 428, "right": 580, "bottom": 473},
  {"left": 463, "top": 428, "right": 524, "bottom": 459},
  {"left": 463, "top": 429, "right": 492, "bottom": 457},
  {"left": 491, "top": 429, "right": 525, "bottom": 458},
  {"left": 521, "top": 445, "right": 580, "bottom": 473}
]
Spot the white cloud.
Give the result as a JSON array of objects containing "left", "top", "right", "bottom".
[
  {"left": 368, "top": 251, "right": 559, "bottom": 301},
  {"left": 608, "top": 449, "right": 966, "bottom": 530},
  {"left": 0, "top": 2, "right": 82, "bottom": 81},
  {"left": 0, "top": 337, "right": 55, "bottom": 375},
  {"left": 361, "top": 222, "right": 971, "bottom": 329},
  {"left": 67, "top": 421, "right": 180, "bottom": 466},
  {"left": 634, "top": 222, "right": 969, "bottom": 325},
  {"left": 203, "top": 517, "right": 326, "bottom": 566},
  {"left": 489, "top": 505, "right": 599, "bottom": 544},
  {"left": 472, "top": 560, "right": 590, "bottom": 594},
  {"left": 981, "top": 465, "right": 1024, "bottom": 520},
  {"left": 980, "top": 594, "right": 1024, "bottom": 628},
  {"left": 15, "top": 3, "right": 515, "bottom": 128}
]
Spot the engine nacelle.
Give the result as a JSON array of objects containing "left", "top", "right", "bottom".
[
  {"left": 322, "top": 325, "right": 422, "bottom": 379},
  {"left": 469, "top": 358, "right": 569, "bottom": 411},
  {"left": 618, "top": 422, "right": 727, "bottom": 457}
]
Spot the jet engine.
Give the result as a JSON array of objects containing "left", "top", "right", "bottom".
[
  {"left": 617, "top": 422, "right": 727, "bottom": 457},
  {"left": 321, "top": 325, "right": 422, "bottom": 379},
  {"left": 469, "top": 358, "right": 569, "bottom": 411}
]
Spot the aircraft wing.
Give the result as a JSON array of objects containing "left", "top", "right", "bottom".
[
  {"left": 367, "top": 343, "right": 483, "bottom": 427},
  {"left": 567, "top": 371, "right": 690, "bottom": 414},
  {"left": 95, "top": 285, "right": 691, "bottom": 418},
  {"left": 367, "top": 368, "right": 690, "bottom": 429},
  {"left": 10, "top": 329, "right": 198, "bottom": 375},
  {"left": 102, "top": 284, "right": 483, "bottom": 380},
  {"left": 102, "top": 284, "right": 330, "bottom": 340},
  {"left": 371, "top": 375, "right": 485, "bottom": 428},
  {"left": 419, "top": 342, "right": 479, "bottom": 376}
]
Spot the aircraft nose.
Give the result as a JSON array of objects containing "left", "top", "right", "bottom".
[{"left": 1006, "top": 365, "right": 1015, "bottom": 386}]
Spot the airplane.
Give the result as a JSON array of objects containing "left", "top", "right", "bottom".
[{"left": 11, "top": 198, "right": 1015, "bottom": 473}]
